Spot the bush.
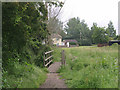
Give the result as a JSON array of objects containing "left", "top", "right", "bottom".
[
  {"left": 78, "top": 39, "right": 92, "bottom": 46},
  {"left": 111, "top": 43, "right": 118, "bottom": 47},
  {"left": 69, "top": 42, "right": 77, "bottom": 45},
  {"left": 34, "top": 45, "right": 51, "bottom": 67}
]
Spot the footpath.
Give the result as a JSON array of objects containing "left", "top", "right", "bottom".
[{"left": 40, "top": 62, "right": 67, "bottom": 88}]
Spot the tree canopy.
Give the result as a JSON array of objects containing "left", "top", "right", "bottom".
[
  {"left": 64, "top": 17, "right": 92, "bottom": 45},
  {"left": 2, "top": 2, "right": 50, "bottom": 72},
  {"left": 64, "top": 17, "right": 116, "bottom": 45},
  {"left": 106, "top": 21, "right": 116, "bottom": 39},
  {"left": 92, "top": 27, "right": 109, "bottom": 44}
]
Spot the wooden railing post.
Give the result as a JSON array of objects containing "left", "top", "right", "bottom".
[{"left": 44, "top": 54, "right": 45, "bottom": 67}]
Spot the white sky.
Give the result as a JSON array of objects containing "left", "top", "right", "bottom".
[{"left": 59, "top": 0, "right": 119, "bottom": 35}]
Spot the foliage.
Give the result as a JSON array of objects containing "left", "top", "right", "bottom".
[
  {"left": 45, "top": 1, "right": 64, "bottom": 45},
  {"left": 64, "top": 17, "right": 92, "bottom": 46},
  {"left": 106, "top": 21, "right": 116, "bottom": 38},
  {"left": 47, "top": 17, "right": 66, "bottom": 45},
  {"left": 114, "top": 35, "right": 119, "bottom": 40},
  {"left": 34, "top": 45, "right": 51, "bottom": 67},
  {"left": 58, "top": 46, "right": 118, "bottom": 88},
  {"left": 2, "top": 2, "right": 48, "bottom": 70},
  {"left": 118, "top": 35, "right": 120, "bottom": 40},
  {"left": 2, "top": 1, "right": 64, "bottom": 88},
  {"left": 69, "top": 42, "right": 77, "bottom": 45},
  {"left": 2, "top": 63, "right": 47, "bottom": 88},
  {"left": 52, "top": 47, "right": 62, "bottom": 62},
  {"left": 2, "top": 2, "right": 50, "bottom": 88},
  {"left": 64, "top": 18, "right": 116, "bottom": 45},
  {"left": 92, "top": 27, "right": 109, "bottom": 44},
  {"left": 48, "top": 18, "right": 63, "bottom": 34},
  {"left": 90, "top": 23, "right": 97, "bottom": 43}
]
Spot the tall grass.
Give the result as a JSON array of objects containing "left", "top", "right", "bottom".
[
  {"left": 53, "top": 47, "right": 63, "bottom": 62},
  {"left": 2, "top": 63, "right": 47, "bottom": 88},
  {"left": 57, "top": 45, "right": 118, "bottom": 88}
]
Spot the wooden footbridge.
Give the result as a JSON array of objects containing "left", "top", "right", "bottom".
[{"left": 43, "top": 50, "right": 66, "bottom": 67}]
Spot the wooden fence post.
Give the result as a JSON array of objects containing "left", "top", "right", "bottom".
[
  {"left": 44, "top": 54, "right": 45, "bottom": 67},
  {"left": 61, "top": 50, "right": 66, "bottom": 66}
]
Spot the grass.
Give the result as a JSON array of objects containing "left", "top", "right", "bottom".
[
  {"left": 56, "top": 44, "right": 118, "bottom": 88},
  {"left": 53, "top": 47, "right": 63, "bottom": 62},
  {"left": 2, "top": 62, "right": 47, "bottom": 88}
]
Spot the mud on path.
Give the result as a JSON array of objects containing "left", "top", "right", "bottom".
[{"left": 40, "top": 62, "right": 67, "bottom": 88}]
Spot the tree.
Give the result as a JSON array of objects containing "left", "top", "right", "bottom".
[
  {"left": 64, "top": 17, "right": 92, "bottom": 46},
  {"left": 90, "top": 23, "right": 98, "bottom": 43},
  {"left": 106, "top": 21, "right": 116, "bottom": 39},
  {"left": 65, "top": 17, "right": 80, "bottom": 39},
  {"left": 2, "top": 2, "right": 48, "bottom": 71},
  {"left": 92, "top": 27, "right": 109, "bottom": 44},
  {"left": 79, "top": 20, "right": 91, "bottom": 45},
  {"left": 46, "top": 17, "right": 66, "bottom": 45},
  {"left": 44, "top": 1, "right": 64, "bottom": 45}
]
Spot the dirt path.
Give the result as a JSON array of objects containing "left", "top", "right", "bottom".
[{"left": 40, "top": 62, "right": 67, "bottom": 88}]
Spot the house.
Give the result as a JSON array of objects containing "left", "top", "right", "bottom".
[
  {"left": 63, "top": 39, "right": 79, "bottom": 47},
  {"left": 51, "top": 34, "right": 79, "bottom": 47},
  {"left": 51, "top": 34, "right": 64, "bottom": 46}
]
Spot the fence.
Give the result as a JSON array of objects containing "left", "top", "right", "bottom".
[
  {"left": 44, "top": 50, "right": 54, "bottom": 67},
  {"left": 44, "top": 50, "right": 66, "bottom": 67}
]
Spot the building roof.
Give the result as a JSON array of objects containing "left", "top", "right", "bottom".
[{"left": 51, "top": 34, "right": 62, "bottom": 39}]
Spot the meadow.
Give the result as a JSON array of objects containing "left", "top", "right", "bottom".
[{"left": 56, "top": 44, "right": 118, "bottom": 88}]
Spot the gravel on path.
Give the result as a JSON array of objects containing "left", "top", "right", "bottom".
[{"left": 40, "top": 62, "right": 68, "bottom": 88}]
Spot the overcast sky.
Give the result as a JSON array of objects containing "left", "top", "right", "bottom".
[{"left": 59, "top": 0, "right": 119, "bottom": 35}]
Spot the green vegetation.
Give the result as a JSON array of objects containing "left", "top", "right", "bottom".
[
  {"left": 57, "top": 45, "right": 118, "bottom": 88},
  {"left": 64, "top": 17, "right": 117, "bottom": 45},
  {"left": 92, "top": 25, "right": 109, "bottom": 44},
  {"left": 106, "top": 21, "right": 116, "bottom": 39},
  {"left": 1, "top": 1, "right": 118, "bottom": 89},
  {"left": 69, "top": 42, "right": 77, "bottom": 45},
  {"left": 3, "top": 2, "right": 47, "bottom": 67},
  {"left": 2, "top": 2, "right": 48, "bottom": 70},
  {"left": 53, "top": 47, "right": 62, "bottom": 62},
  {"left": 3, "top": 63, "right": 47, "bottom": 88},
  {"left": 2, "top": 2, "right": 63, "bottom": 88},
  {"left": 64, "top": 18, "right": 92, "bottom": 46}
]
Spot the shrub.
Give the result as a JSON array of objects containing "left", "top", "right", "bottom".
[
  {"left": 111, "top": 43, "right": 118, "bottom": 47},
  {"left": 69, "top": 42, "right": 77, "bottom": 45},
  {"left": 34, "top": 45, "right": 51, "bottom": 67}
]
